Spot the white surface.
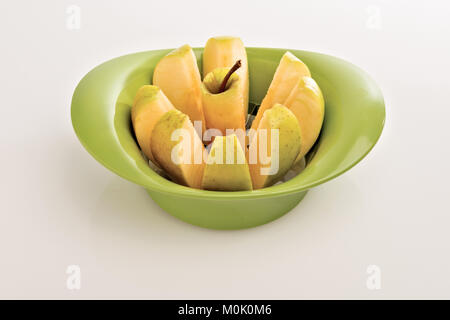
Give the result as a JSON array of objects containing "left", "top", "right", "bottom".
[{"left": 1, "top": 0, "right": 450, "bottom": 299}]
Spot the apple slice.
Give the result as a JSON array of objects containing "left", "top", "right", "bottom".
[
  {"left": 153, "top": 44, "right": 206, "bottom": 133},
  {"left": 248, "top": 104, "right": 302, "bottom": 189},
  {"left": 203, "top": 36, "right": 249, "bottom": 128},
  {"left": 151, "top": 109, "right": 205, "bottom": 189},
  {"left": 202, "top": 134, "right": 252, "bottom": 191},
  {"left": 131, "top": 85, "right": 174, "bottom": 163},
  {"left": 285, "top": 76, "right": 325, "bottom": 161},
  {"left": 201, "top": 62, "right": 246, "bottom": 139},
  {"left": 250, "top": 52, "right": 310, "bottom": 131}
]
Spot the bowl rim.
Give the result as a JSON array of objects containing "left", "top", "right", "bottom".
[{"left": 71, "top": 47, "right": 385, "bottom": 200}]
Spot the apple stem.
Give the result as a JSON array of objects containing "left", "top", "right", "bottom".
[{"left": 218, "top": 60, "right": 241, "bottom": 93}]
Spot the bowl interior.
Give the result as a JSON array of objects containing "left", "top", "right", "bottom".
[{"left": 72, "top": 47, "right": 385, "bottom": 199}]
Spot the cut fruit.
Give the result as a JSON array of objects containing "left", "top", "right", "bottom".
[
  {"left": 131, "top": 85, "right": 174, "bottom": 163},
  {"left": 153, "top": 44, "right": 206, "bottom": 133},
  {"left": 285, "top": 76, "right": 324, "bottom": 161},
  {"left": 250, "top": 52, "right": 310, "bottom": 131},
  {"left": 202, "top": 134, "right": 252, "bottom": 191},
  {"left": 151, "top": 109, "right": 206, "bottom": 189},
  {"left": 203, "top": 36, "right": 249, "bottom": 126},
  {"left": 248, "top": 104, "right": 302, "bottom": 189},
  {"left": 201, "top": 66, "right": 246, "bottom": 141}
]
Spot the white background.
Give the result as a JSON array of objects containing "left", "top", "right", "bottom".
[{"left": 1, "top": 0, "right": 449, "bottom": 299}]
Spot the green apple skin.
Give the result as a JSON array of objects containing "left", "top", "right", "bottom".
[
  {"left": 248, "top": 104, "right": 302, "bottom": 189},
  {"left": 202, "top": 134, "right": 252, "bottom": 191}
]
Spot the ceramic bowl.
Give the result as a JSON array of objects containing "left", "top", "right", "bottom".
[{"left": 71, "top": 47, "right": 385, "bottom": 230}]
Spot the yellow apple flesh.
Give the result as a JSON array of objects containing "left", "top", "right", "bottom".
[
  {"left": 131, "top": 85, "right": 174, "bottom": 163},
  {"left": 153, "top": 44, "right": 206, "bottom": 133},
  {"left": 203, "top": 36, "right": 249, "bottom": 126},
  {"left": 251, "top": 52, "right": 310, "bottom": 132},
  {"left": 285, "top": 76, "right": 324, "bottom": 161}
]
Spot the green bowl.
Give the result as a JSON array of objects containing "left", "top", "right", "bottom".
[{"left": 71, "top": 47, "right": 385, "bottom": 230}]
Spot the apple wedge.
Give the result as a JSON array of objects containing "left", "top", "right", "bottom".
[
  {"left": 201, "top": 62, "right": 246, "bottom": 140},
  {"left": 248, "top": 104, "right": 302, "bottom": 189},
  {"left": 202, "top": 134, "right": 252, "bottom": 191},
  {"left": 285, "top": 76, "right": 325, "bottom": 161},
  {"left": 150, "top": 109, "right": 205, "bottom": 189},
  {"left": 131, "top": 85, "right": 174, "bottom": 163},
  {"left": 153, "top": 44, "right": 206, "bottom": 133},
  {"left": 250, "top": 52, "right": 310, "bottom": 131},
  {"left": 203, "top": 36, "right": 248, "bottom": 130}
]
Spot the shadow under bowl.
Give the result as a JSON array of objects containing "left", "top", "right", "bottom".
[{"left": 71, "top": 47, "right": 385, "bottom": 230}]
